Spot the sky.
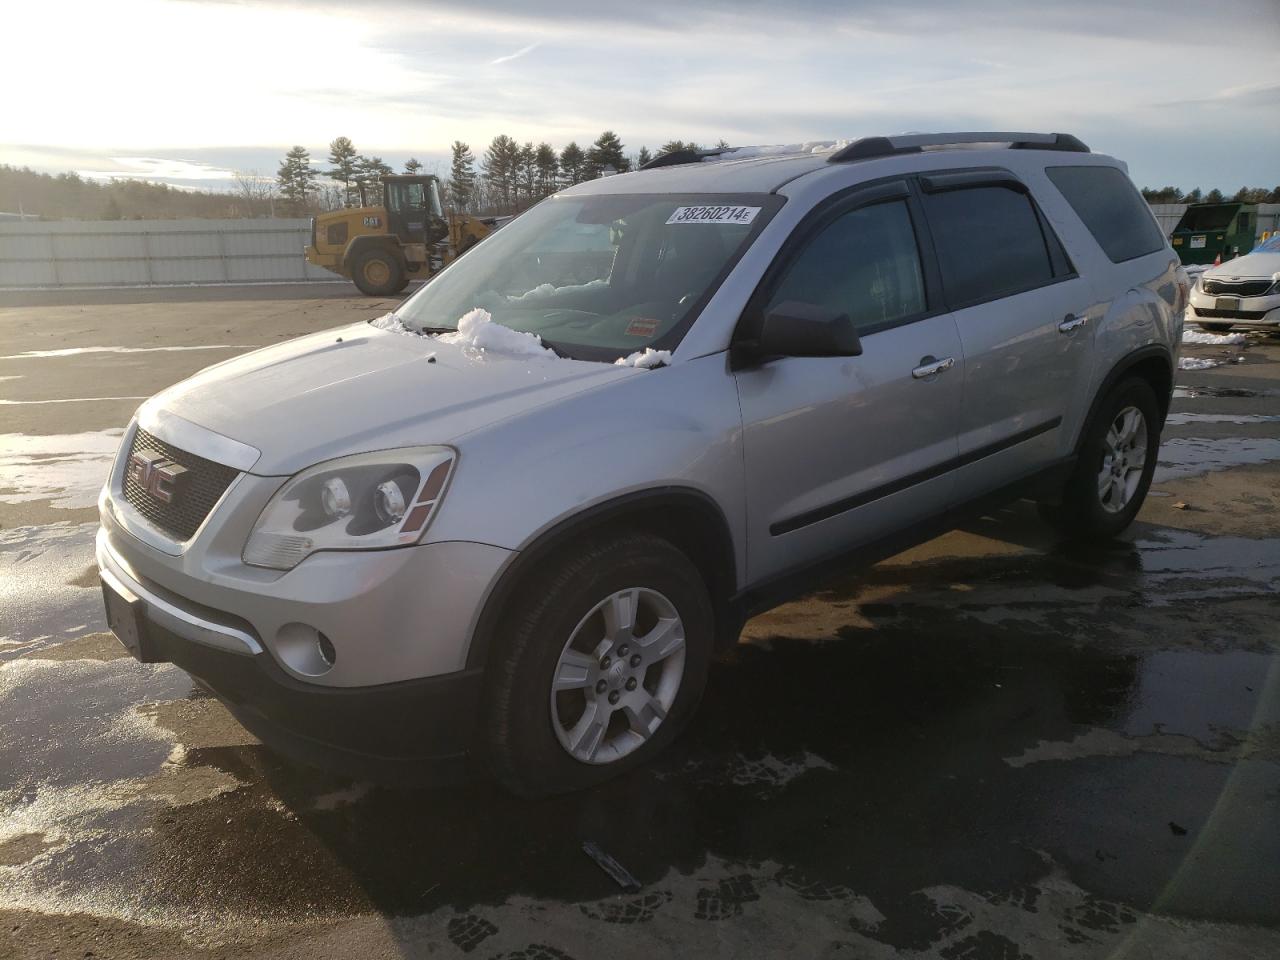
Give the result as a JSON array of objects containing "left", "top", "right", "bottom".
[{"left": 2, "top": 0, "right": 1278, "bottom": 194}]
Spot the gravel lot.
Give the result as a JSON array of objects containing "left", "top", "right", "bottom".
[{"left": 2, "top": 285, "right": 1278, "bottom": 959}]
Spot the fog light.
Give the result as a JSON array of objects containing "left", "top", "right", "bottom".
[{"left": 276, "top": 622, "right": 335, "bottom": 676}]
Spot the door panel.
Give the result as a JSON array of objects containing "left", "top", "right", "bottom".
[
  {"left": 949, "top": 276, "right": 1095, "bottom": 502},
  {"left": 736, "top": 315, "right": 963, "bottom": 584}
]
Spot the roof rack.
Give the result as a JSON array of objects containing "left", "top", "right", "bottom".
[
  {"left": 828, "top": 132, "right": 1089, "bottom": 163},
  {"left": 640, "top": 147, "right": 735, "bottom": 170}
]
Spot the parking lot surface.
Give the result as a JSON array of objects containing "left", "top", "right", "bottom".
[{"left": 2, "top": 288, "right": 1278, "bottom": 959}]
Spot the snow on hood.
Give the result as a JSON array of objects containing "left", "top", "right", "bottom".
[
  {"left": 372, "top": 307, "right": 556, "bottom": 360},
  {"left": 615, "top": 348, "right": 672, "bottom": 369}
]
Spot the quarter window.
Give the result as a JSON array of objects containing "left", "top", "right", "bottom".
[
  {"left": 1046, "top": 165, "right": 1166, "bottom": 263},
  {"left": 923, "top": 185, "right": 1056, "bottom": 307},
  {"left": 765, "top": 199, "right": 927, "bottom": 334}
]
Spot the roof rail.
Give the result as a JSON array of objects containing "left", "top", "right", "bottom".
[
  {"left": 640, "top": 147, "right": 734, "bottom": 170},
  {"left": 828, "top": 132, "right": 1089, "bottom": 163}
]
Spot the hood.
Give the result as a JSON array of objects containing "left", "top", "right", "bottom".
[
  {"left": 148, "top": 322, "right": 627, "bottom": 474},
  {"left": 1205, "top": 249, "right": 1280, "bottom": 280}
]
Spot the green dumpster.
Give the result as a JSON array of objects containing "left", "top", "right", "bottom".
[{"left": 1170, "top": 202, "right": 1258, "bottom": 265}]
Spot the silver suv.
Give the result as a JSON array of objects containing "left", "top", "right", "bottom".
[{"left": 98, "top": 132, "right": 1188, "bottom": 795}]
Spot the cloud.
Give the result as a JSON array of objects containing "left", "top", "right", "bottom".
[{"left": 490, "top": 41, "right": 539, "bottom": 65}]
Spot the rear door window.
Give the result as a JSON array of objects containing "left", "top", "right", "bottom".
[
  {"left": 1047, "top": 166, "right": 1166, "bottom": 263},
  {"left": 922, "top": 185, "right": 1057, "bottom": 308}
]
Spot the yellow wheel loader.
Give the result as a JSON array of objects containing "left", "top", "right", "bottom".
[{"left": 305, "top": 175, "right": 505, "bottom": 296}]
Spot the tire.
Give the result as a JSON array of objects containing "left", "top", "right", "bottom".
[
  {"left": 1038, "top": 377, "right": 1161, "bottom": 541},
  {"left": 484, "top": 532, "right": 714, "bottom": 797},
  {"left": 350, "top": 247, "right": 405, "bottom": 296},
  {"left": 1196, "top": 322, "right": 1235, "bottom": 334}
]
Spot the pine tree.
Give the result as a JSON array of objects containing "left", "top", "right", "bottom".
[
  {"left": 1205, "top": 188, "right": 1225, "bottom": 203},
  {"left": 658, "top": 140, "right": 699, "bottom": 156},
  {"left": 559, "top": 142, "right": 586, "bottom": 186},
  {"left": 586, "top": 130, "right": 628, "bottom": 178},
  {"left": 534, "top": 143, "right": 559, "bottom": 196},
  {"left": 448, "top": 141, "right": 476, "bottom": 211},
  {"left": 1268, "top": 186, "right": 1280, "bottom": 203},
  {"left": 351, "top": 155, "right": 393, "bottom": 205},
  {"left": 518, "top": 142, "right": 537, "bottom": 202},
  {"left": 1182, "top": 188, "right": 1202, "bottom": 203},
  {"left": 276, "top": 145, "right": 317, "bottom": 213},
  {"left": 484, "top": 135, "right": 519, "bottom": 207},
  {"left": 326, "top": 136, "right": 360, "bottom": 206},
  {"left": 637, "top": 146, "right": 652, "bottom": 169},
  {"left": 404, "top": 157, "right": 423, "bottom": 174}
]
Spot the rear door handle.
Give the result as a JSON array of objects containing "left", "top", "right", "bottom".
[
  {"left": 1058, "top": 313, "right": 1088, "bottom": 333},
  {"left": 912, "top": 356, "right": 955, "bottom": 379}
]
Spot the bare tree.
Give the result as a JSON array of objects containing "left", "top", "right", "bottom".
[{"left": 233, "top": 170, "right": 278, "bottom": 218}]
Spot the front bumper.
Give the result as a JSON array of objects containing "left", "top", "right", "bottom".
[
  {"left": 1187, "top": 287, "right": 1280, "bottom": 328},
  {"left": 98, "top": 525, "right": 502, "bottom": 778}
]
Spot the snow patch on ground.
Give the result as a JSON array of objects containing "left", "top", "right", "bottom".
[
  {"left": 615, "top": 348, "right": 672, "bottom": 369},
  {"left": 1178, "top": 357, "right": 1222, "bottom": 371},
  {"left": 436, "top": 308, "right": 556, "bottom": 358},
  {"left": 1182, "top": 328, "right": 1248, "bottom": 345}
]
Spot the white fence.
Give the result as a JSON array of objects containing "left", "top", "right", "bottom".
[{"left": 0, "top": 218, "right": 335, "bottom": 288}]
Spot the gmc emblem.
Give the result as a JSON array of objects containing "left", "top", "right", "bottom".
[{"left": 126, "top": 449, "right": 189, "bottom": 504}]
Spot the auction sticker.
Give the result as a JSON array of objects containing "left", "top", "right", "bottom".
[
  {"left": 666, "top": 205, "right": 760, "bottom": 225},
  {"left": 625, "top": 317, "right": 660, "bottom": 337}
]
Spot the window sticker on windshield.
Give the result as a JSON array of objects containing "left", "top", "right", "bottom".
[
  {"left": 625, "top": 317, "right": 659, "bottom": 337},
  {"left": 666, "top": 205, "right": 760, "bottom": 226}
]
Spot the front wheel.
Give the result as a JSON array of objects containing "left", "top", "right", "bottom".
[
  {"left": 350, "top": 247, "right": 405, "bottom": 296},
  {"left": 484, "top": 533, "right": 713, "bottom": 797},
  {"left": 1038, "top": 378, "right": 1161, "bottom": 541}
]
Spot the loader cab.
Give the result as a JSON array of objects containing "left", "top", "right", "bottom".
[{"left": 383, "top": 175, "right": 449, "bottom": 246}]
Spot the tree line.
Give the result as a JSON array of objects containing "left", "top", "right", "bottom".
[
  {"left": 1140, "top": 185, "right": 1280, "bottom": 204},
  {"left": 5, "top": 150, "right": 1279, "bottom": 222},
  {"left": 274, "top": 132, "right": 731, "bottom": 216}
]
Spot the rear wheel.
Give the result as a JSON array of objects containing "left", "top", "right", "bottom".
[
  {"left": 484, "top": 533, "right": 713, "bottom": 797},
  {"left": 350, "top": 247, "right": 405, "bottom": 296},
  {"left": 1038, "top": 377, "right": 1161, "bottom": 541},
  {"left": 1196, "top": 322, "right": 1235, "bottom": 334}
]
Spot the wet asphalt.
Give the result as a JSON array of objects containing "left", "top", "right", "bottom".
[{"left": 1, "top": 289, "right": 1278, "bottom": 959}]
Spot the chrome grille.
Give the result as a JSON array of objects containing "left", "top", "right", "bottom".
[
  {"left": 121, "top": 427, "right": 239, "bottom": 541},
  {"left": 1202, "top": 278, "right": 1272, "bottom": 297}
]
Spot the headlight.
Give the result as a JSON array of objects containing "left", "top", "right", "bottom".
[{"left": 243, "top": 446, "right": 455, "bottom": 571}]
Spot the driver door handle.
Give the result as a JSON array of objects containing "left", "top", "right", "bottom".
[
  {"left": 912, "top": 356, "right": 955, "bottom": 379},
  {"left": 1058, "top": 313, "right": 1088, "bottom": 333}
]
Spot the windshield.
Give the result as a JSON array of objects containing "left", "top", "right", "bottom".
[
  {"left": 1256, "top": 235, "right": 1280, "bottom": 253},
  {"left": 391, "top": 192, "right": 781, "bottom": 361}
]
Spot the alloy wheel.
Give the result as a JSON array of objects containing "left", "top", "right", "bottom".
[{"left": 550, "top": 587, "right": 686, "bottom": 765}]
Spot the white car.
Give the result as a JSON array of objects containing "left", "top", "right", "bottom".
[{"left": 1187, "top": 234, "right": 1280, "bottom": 333}]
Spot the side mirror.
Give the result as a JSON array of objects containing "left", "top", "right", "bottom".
[{"left": 735, "top": 300, "right": 862, "bottom": 366}]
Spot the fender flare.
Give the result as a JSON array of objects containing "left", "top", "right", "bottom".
[
  {"left": 1074, "top": 344, "right": 1173, "bottom": 456},
  {"left": 464, "top": 487, "right": 738, "bottom": 670}
]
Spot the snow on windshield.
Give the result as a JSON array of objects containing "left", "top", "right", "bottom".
[{"left": 436, "top": 308, "right": 557, "bottom": 358}]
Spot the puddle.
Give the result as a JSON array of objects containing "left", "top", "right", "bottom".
[
  {"left": 1173, "top": 385, "right": 1277, "bottom": 400},
  {"left": 0, "top": 522, "right": 103, "bottom": 653},
  {"left": 1121, "top": 650, "right": 1276, "bottom": 742},
  {"left": 1165, "top": 413, "right": 1280, "bottom": 425},
  {"left": 1154, "top": 436, "right": 1280, "bottom": 482},
  {"left": 0, "top": 430, "right": 122, "bottom": 509},
  {"left": 0, "top": 345, "right": 252, "bottom": 360}
]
